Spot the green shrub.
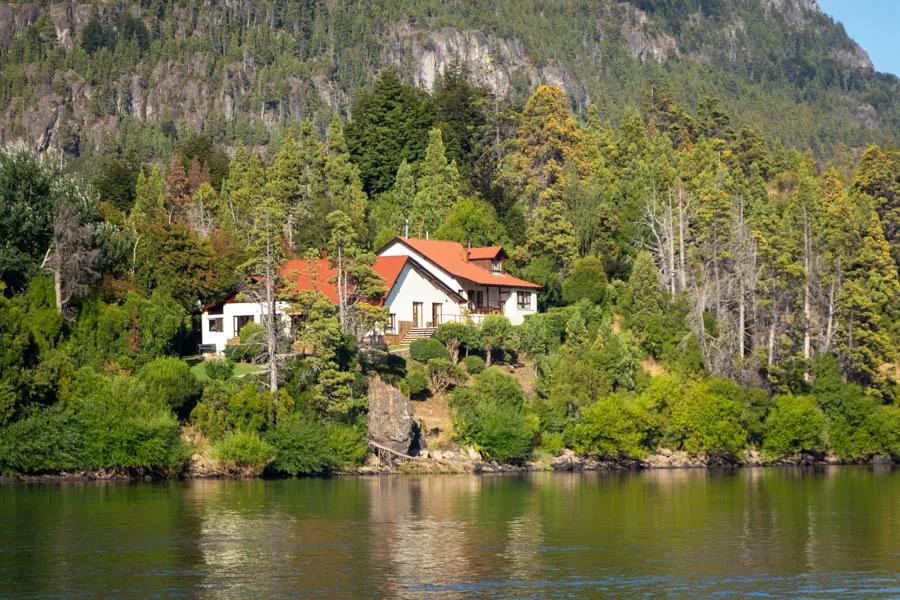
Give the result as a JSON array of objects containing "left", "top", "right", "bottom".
[
  {"left": 665, "top": 378, "right": 748, "bottom": 457},
  {"left": 138, "top": 356, "right": 202, "bottom": 414},
  {"left": 400, "top": 367, "right": 428, "bottom": 397},
  {"left": 212, "top": 430, "right": 274, "bottom": 472},
  {"left": 435, "top": 322, "right": 481, "bottom": 361},
  {"left": 66, "top": 368, "right": 188, "bottom": 473},
  {"left": 426, "top": 358, "right": 465, "bottom": 394},
  {"left": 326, "top": 423, "right": 368, "bottom": 468},
  {"left": 267, "top": 413, "right": 332, "bottom": 475},
  {"left": 451, "top": 369, "right": 536, "bottom": 462},
  {"left": 190, "top": 382, "right": 293, "bottom": 440},
  {"left": 204, "top": 357, "right": 235, "bottom": 381},
  {"left": 461, "top": 355, "right": 485, "bottom": 374},
  {"left": 224, "top": 321, "right": 267, "bottom": 363},
  {"left": 572, "top": 395, "right": 649, "bottom": 458},
  {"left": 409, "top": 338, "right": 448, "bottom": 363},
  {"left": 0, "top": 405, "right": 81, "bottom": 475},
  {"left": 538, "top": 431, "right": 565, "bottom": 455},
  {"left": 762, "top": 395, "right": 826, "bottom": 458}
]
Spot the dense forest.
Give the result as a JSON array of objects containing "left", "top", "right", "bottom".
[{"left": 1, "top": 4, "right": 898, "bottom": 476}]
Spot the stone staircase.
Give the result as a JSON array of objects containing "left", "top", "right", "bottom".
[{"left": 400, "top": 326, "right": 437, "bottom": 345}]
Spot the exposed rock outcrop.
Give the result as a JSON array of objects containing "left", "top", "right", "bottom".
[{"left": 367, "top": 375, "right": 415, "bottom": 455}]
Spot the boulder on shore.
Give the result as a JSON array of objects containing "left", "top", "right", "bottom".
[{"left": 367, "top": 375, "right": 415, "bottom": 455}]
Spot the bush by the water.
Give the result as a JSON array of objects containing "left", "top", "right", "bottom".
[
  {"left": 572, "top": 394, "right": 649, "bottom": 459},
  {"left": 451, "top": 369, "right": 536, "bottom": 462},
  {"left": 409, "top": 338, "right": 448, "bottom": 363},
  {"left": 762, "top": 395, "right": 826, "bottom": 458},
  {"left": 326, "top": 423, "right": 368, "bottom": 468},
  {"left": 212, "top": 430, "right": 274, "bottom": 472},
  {"left": 664, "top": 377, "right": 748, "bottom": 457},
  {"left": 461, "top": 355, "right": 485, "bottom": 374},
  {"left": 267, "top": 413, "right": 332, "bottom": 475}
]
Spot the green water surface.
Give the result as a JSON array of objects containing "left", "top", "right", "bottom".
[{"left": 1, "top": 467, "right": 898, "bottom": 598}]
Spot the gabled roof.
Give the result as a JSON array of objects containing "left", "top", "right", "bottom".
[
  {"left": 466, "top": 245, "right": 504, "bottom": 260},
  {"left": 383, "top": 237, "right": 541, "bottom": 289},
  {"left": 279, "top": 255, "right": 409, "bottom": 304}
]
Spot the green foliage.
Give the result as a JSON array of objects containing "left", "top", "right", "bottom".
[
  {"left": 480, "top": 315, "right": 512, "bottom": 366},
  {"left": 572, "top": 395, "right": 650, "bottom": 459},
  {"left": 224, "top": 321, "right": 267, "bottom": 363},
  {"left": 664, "top": 378, "right": 748, "bottom": 457},
  {"left": 762, "top": 395, "right": 826, "bottom": 458},
  {"left": 538, "top": 431, "right": 565, "bottom": 455},
  {"left": 0, "top": 405, "right": 80, "bottom": 475},
  {"left": 267, "top": 413, "right": 332, "bottom": 475},
  {"left": 435, "top": 321, "right": 481, "bottom": 362},
  {"left": 204, "top": 357, "right": 235, "bottom": 381},
  {"left": 212, "top": 430, "right": 274, "bottom": 473},
  {"left": 137, "top": 357, "right": 201, "bottom": 415},
  {"left": 346, "top": 70, "right": 434, "bottom": 194},
  {"left": 400, "top": 367, "right": 428, "bottom": 398},
  {"left": 562, "top": 256, "right": 608, "bottom": 305},
  {"left": 426, "top": 358, "right": 466, "bottom": 395},
  {"left": 451, "top": 368, "right": 536, "bottom": 462},
  {"left": 461, "top": 355, "right": 485, "bottom": 375},
  {"left": 190, "top": 382, "right": 293, "bottom": 441},
  {"left": 409, "top": 338, "right": 449, "bottom": 363},
  {"left": 325, "top": 423, "right": 368, "bottom": 468},
  {"left": 63, "top": 368, "right": 188, "bottom": 473}
]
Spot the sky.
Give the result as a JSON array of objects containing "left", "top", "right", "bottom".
[{"left": 817, "top": 0, "right": 900, "bottom": 76}]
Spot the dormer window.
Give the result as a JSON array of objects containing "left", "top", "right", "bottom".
[{"left": 491, "top": 259, "right": 502, "bottom": 273}]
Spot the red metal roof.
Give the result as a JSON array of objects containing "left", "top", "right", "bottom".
[
  {"left": 394, "top": 238, "right": 541, "bottom": 289},
  {"left": 279, "top": 255, "right": 409, "bottom": 304}
]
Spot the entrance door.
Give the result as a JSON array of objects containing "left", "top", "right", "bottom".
[
  {"left": 432, "top": 303, "right": 442, "bottom": 327},
  {"left": 412, "top": 302, "right": 423, "bottom": 327}
]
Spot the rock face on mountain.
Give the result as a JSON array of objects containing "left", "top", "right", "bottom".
[{"left": 0, "top": 0, "right": 893, "bottom": 155}]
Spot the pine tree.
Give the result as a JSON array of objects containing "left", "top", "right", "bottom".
[
  {"left": 498, "top": 85, "right": 584, "bottom": 213},
  {"left": 131, "top": 164, "right": 165, "bottom": 222},
  {"left": 322, "top": 116, "right": 367, "bottom": 244},
  {"left": 221, "top": 146, "right": 265, "bottom": 234},
  {"left": 523, "top": 201, "right": 578, "bottom": 272},
  {"left": 835, "top": 210, "right": 900, "bottom": 390},
  {"left": 265, "top": 133, "right": 304, "bottom": 250},
  {"left": 411, "top": 128, "right": 460, "bottom": 237},
  {"left": 345, "top": 70, "right": 434, "bottom": 194}
]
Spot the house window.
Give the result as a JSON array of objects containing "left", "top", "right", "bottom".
[
  {"left": 388, "top": 314, "right": 396, "bottom": 333},
  {"left": 208, "top": 304, "right": 224, "bottom": 316},
  {"left": 208, "top": 317, "right": 223, "bottom": 332},
  {"left": 491, "top": 259, "right": 502, "bottom": 273},
  {"left": 517, "top": 291, "right": 531, "bottom": 309},
  {"left": 234, "top": 315, "right": 254, "bottom": 334},
  {"left": 468, "top": 290, "right": 484, "bottom": 307}
]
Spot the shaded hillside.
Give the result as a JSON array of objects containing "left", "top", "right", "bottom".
[{"left": 0, "top": 0, "right": 896, "bottom": 161}]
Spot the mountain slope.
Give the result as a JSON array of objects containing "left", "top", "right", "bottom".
[{"left": 0, "top": 0, "right": 895, "bottom": 158}]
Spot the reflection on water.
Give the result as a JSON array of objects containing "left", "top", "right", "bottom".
[{"left": 1, "top": 467, "right": 898, "bottom": 598}]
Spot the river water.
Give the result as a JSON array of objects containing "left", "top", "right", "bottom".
[{"left": 1, "top": 467, "right": 898, "bottom": 598}]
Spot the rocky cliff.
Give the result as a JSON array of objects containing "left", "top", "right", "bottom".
[{"left": 0, "top": 0, "right": 893, "bottom": 156}]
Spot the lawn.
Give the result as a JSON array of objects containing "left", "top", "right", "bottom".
[{"left": 190, "top": 360, "right": 266, "bottom": 382}]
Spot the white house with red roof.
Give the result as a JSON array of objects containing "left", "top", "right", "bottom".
[
  {"left": 198, "top": 237, "right": 540, "bottom": 353},
  {"left": 376, "top": 237, "right": 540, "bottom": 333}
]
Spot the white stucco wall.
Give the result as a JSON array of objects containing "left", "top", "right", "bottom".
[{"left": 384, "top": 263, "right": 464, "bottom": 330}]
